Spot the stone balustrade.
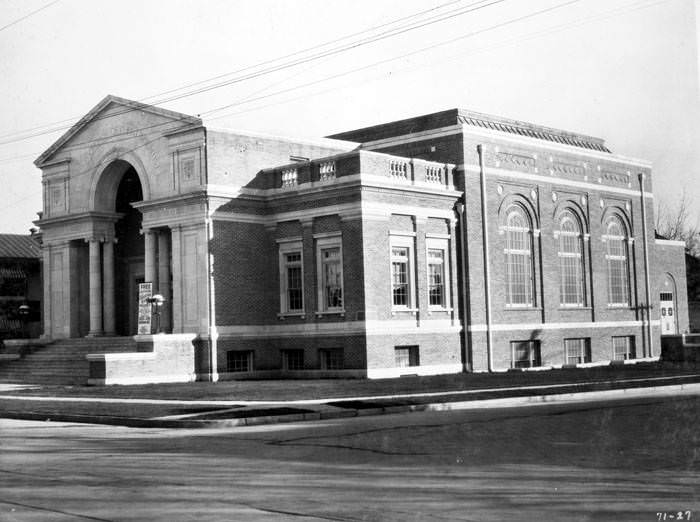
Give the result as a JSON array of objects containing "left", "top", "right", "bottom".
[{"left": 265, "top": 150, "right": 454, "bottom": 190}]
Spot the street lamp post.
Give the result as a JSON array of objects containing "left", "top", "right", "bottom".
[
  {"left": 18, "top": 304, "right": 30, "bottom": 339},
  {"left": 148, "top": 294, "right": 165, "bottom": 334}
]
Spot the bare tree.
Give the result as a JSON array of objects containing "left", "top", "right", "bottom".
[{"left": 655, "top": 189, "right": 700, "bottom": 256}]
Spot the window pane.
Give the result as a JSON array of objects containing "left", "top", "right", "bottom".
[
  {"left": 282, "top": 349, "right": 304, "bottom": 370},
  {"left": 227, "top": 351, "right": 253, "bottom": 372},
  {"left": 511, "top": 340, "right": 541, "bottom": 368},
  {"left": 505, "top": 207, "right": 533, "bottom": 306},
  {"left": 320, "top": 348, "right": 344, "bottom": 370},
  {"left": 612, "top": 336, "right": 635, "bottom": 360},
  {"left": 322, "top": 247, "right": 343, "bottom": 310},
  {"left": 565, "top": 338, "right": 590, "bottom": 365},
  {"left": 605, "top": 218, "right": 629, "bottom": 305},
  {"left": 287, "top": 265, "right": 303, "bottom": 311},
  {"left": 391, "top": 255, "right": 408, "bottom": 306},
  {"left": 428, "top": 248, "right": 445, "bottom": 306},
  {"left": 559, "top": 213, "right": 585, "bottom": 306},
  {"left": 395, "top": 346, "right": 419, "bottom": 367}
]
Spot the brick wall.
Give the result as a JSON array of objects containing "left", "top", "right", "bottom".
[{"left": 653, "top": 241, "right": 689, "bottom": 334}]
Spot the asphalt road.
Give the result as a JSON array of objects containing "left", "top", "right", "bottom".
[{"left": 1, "top": 395, "right": 698, "bottom": 522}]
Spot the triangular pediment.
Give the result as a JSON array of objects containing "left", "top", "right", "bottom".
[{"left": 35, "top": 95, "right": 202, "bottom": 167}]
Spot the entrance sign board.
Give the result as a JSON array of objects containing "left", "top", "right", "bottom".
[{"left": 137, "top": 282, "right": 153, "bottom": 335}]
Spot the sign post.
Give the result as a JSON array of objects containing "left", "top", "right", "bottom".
[{"left": 137, "top": 282, "right": 153, "bottom": 335}]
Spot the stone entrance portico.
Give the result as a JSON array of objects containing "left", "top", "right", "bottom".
[{"left": 33, "top": 96, "right": 212, "bottom": 382}]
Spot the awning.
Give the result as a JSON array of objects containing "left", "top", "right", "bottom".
[
  {"left": 0, "top": 268, "right": 26, "bottom": 279},
  {"left": 0, "top": 317, "right": 21, "bottom": 331}
]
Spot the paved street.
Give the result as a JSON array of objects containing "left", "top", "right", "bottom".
[{"left": 1, "top": 395, "right": 698, "bottom": 521}]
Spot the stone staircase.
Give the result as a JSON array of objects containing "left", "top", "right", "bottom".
[{"left": 0, "top": 337, "right": 137, "bottom": 385}]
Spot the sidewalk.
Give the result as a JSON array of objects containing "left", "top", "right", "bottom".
[{"left": 1, "top": 366, "right": 699, "bottom": 428}]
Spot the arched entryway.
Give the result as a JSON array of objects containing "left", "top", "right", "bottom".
[
  {"left": 85, "top": 158, "right": 172, "bottom": 337},
  {"left": 113, "top": 165, "right": 144, "bottom": 335}
]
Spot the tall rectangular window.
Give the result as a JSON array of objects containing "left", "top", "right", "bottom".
[
  {"left": 390, "top": 235, "right": 415, "bottom": 309},
  {"left": 612, "top": 336, "right": 635, "bottom": 360},
  {"left": 605, "top": 217, "right": 630, "bottom": 307},
  {"left": 564, "top": 338, "right": 591, "bottom": 365},
  {"left": 278, "top": 239, "right": 304, "bottom": 314},
  {"left": 428, "top": 247, "right": 446, "bottom": 307},
  {"left": 315, "top": 235, "right": 343, "bottom": 313},
  {"left": 392, "top": 246, "right": 409, "bottom": 306},
  {"left": 511, "top": 340, "right": 541, "bottom": 368},
  {"left": 504, "top": 206, "right": 535, "bottom": 307},
  {"left": 558, "top": 212, "right": 586, "bottom": 307}
]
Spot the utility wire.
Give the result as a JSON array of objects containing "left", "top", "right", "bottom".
[
  {"left": 200, "top": 0, "right": 580, "bottom": 118},
  {"left": 0, "top": 0, "right": 60, "bottom": 33},
  {"left": 1, "top": 0, "right": 582, "bottom": 168},
  {"left": 0, "top": 0, "right": 486, "bottom": 144},
  {"left": 5, "top": 0, "right": 650, "bottom": 217}
]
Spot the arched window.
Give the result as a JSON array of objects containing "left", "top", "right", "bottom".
[
  {"left": 504, "top": 205, "right": 534, "bottom": 307},
  {"left": 558, "top": 211, "right": 585, "bottom": 306},
  {"left": 604, "top": 216, "right": 630, "bottom": 306}
]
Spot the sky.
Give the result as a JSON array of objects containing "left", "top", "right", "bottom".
[{"left": 1, "top": 0, "right": 699, "bottom": 234}]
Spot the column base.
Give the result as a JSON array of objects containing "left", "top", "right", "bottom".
[{"left": 86, "top": 331, "right": 104, "bottom": 337}]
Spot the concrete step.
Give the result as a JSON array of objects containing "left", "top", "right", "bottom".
[{"left": 0, "top": 336, "right": 137, "bottom": 385}]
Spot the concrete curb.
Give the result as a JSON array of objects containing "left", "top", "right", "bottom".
[{"left": 2, "top": 382, "right": 699, "bottom": 429}]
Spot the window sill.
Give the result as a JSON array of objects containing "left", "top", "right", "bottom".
[
  {"left": 391, "top": 308, "right": 418, "bottom": 316},
  {"left": 277, "top": 312, "right": 305, "bottom": 320},
  {"left": 503, "top": 306, "right": 541, "bottom": 312},
  {"left": 427, "top": 307, "right": 452, "bottom": 315},
  {"left": 558, "top": 306, "right": 592, "bottom": 311},
  {"left": 315, "top": 310, "right": 345, "bottom": 317},
  {"left": 508, "top": 365, "right": 551, "bottom": 372}
]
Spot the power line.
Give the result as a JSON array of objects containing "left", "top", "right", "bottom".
[
  {"left": 0, "top": 0, "right": 60, "bottom": 33},
  {"left": 3, "top": 0, "right": 648, "bottom": 215},
  {"left": 0, "top": 0, "right": 482, "bottom": 144},
  {"left": 1, "top": 0, "right": 503, "bottom": 145},
  {"left": 0, "top": 0, "right": 466, "bottom": 141},
  {"left": 200, "top": 0, "right": 581, "bottom": 119},
  {"left": 1, "top": 0, "right": 581, "bottom": 169}
]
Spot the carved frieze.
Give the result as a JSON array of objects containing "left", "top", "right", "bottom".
[
  {"left": 551, "top": 162, "right": 585, "bottom": 177},
  {"left": 46, "top": 177, "right": 69, "bottom": 217},
  {"left": 495, "top": 151, "right": 536, "bottom": 172},
  {"left": 175, "top": 147, "right": 203, "bottom": 190},
  {"left": 601, "top": 169, "right": 631, "bottom": 187}
]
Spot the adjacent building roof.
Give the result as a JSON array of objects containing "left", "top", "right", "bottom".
[
  {"left": 328, "top": 108, "right": 611, "bottom": 153},
  {"left": 0, "top": 234, "right": 41, "bottom": 259}
]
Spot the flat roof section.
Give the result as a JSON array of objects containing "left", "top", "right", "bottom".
[{"left": 328, "top": 108, "right": 610, "bottom": 153}]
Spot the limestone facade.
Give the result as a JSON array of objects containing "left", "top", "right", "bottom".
[{"left": 34, "top": 97, "right": 688, "bottom": 381}]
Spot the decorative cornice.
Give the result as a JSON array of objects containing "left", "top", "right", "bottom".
[
  {"left": 464, "top": 164, "right": 654, "bottom": 199},
  {"left": 35, "top": 210, "right": 123, "bottom": 228}
]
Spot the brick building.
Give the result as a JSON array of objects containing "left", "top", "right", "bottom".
[
  {"left": 0, "top": 234, "right": 42, "bottom": 340},
  {"left": 31, "top": 96, "right": 687, "bottom": 383}
]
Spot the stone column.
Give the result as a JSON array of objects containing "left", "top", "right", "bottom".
[
  {"left": 158, "top": 230, "right": 172, "bottom": 333},
  {"left": 144, "top": 229, "right": 158, "bottom": 288},
  {"left": 102, "top": 239, "right": 116, "bottom": 336},
  {"left": 87, "top": 238, "right": 103, "bottom": 336},
  {"left": 170, "top": 225, "right": 182, "bottom": 333},
  {"left": 41, "top": 244, "right": 52, "bottom": 339}
]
